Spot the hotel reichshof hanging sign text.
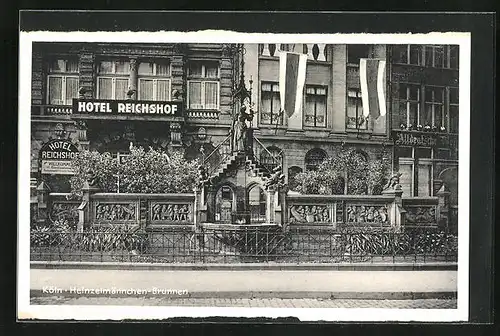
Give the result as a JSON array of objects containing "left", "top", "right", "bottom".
[
  {"left": 392, "top": 131, "right": 451, "bottom": 148},
  {"left": 72, "top": 99, "right": 182, "bottom": 117},
  {"left": 39, "top": 139, "right": 79, "bottom": 175}
]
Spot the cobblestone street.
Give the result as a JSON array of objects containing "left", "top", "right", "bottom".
[{"left": 30, "top": 296, "right": 457, "bottom": 309}]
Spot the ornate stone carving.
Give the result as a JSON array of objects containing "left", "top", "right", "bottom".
[
  {"left": 345, "top": 205, "right": 389, "bottom": 224},
  {"left": 85, "top": 170, "right": 99, "bottom": 187},
  {"left": 405, "top": 206, "right": 437, "bottom": 224},
  {"left": 95, "top": 203, "right": 137, "bottom": 221},
  {"left": 50, "top": 202, "right": 79, "bottom": 223},
  {"left": 383, "top": 172, "right": 403, "bottom": 191},
  {"left": 150, "top": 203, "right": 192, "bottom": 222},
  {"left": 289, "top": 205, "right": 330, "bottom": 223}
]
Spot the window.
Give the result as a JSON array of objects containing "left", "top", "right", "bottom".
[
  {"left": 424, "top": 87, "right": 445, "bottom": 128},
  {"left": 305, "top": 148, "right": 327, "bottom": 171},
  {"left": 97, "top": 60, "right": 130, "bottom": 99},
  {"left": 248, "top": 185, "right": 267, "bottom": 223},
  {"left": 396, "top": 84, "right": 420, "bottom": 128},
  {"left": 187, "top": 61, "right": 219, "bottom": 110},
  {"left": 304, "top": 86, "right": 327, "bottom": 127},
  {"left": 346, "top": 89, "right": 368, "bottom": 130},
  {"left": 260, "top": 146, "right": 283, "bottom": 173},
  {"left": 260, "top": 82, "right": 282, "bottom": 125},
  {"left": 347, "top": 45, "right": 371, "bottom": 65},
  {"left": 396, "top": 146, "right": 433, "bottom": 197},
  {"left": 449, "top": 45, "right": 459, "bottom": 69},
  {"left": 137, "top": 61, "right": 171, "bottom": 101},
  {"left": 47, "top": 59, "right": 79, "bottom": 105},
  {"left": 392, "top": 45, "right": 422, "bottom": 65},
  {"left": 449, "top": 87, "right": 459, "bottom": 133},
  {"left": 424, "top": 45, "right": 445, "bottom": 68},
  {"left": 287, "top": 166, "right": 303, "bottom": 191}
]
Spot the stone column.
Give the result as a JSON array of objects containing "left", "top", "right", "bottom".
[
  {"left": 382, "top": 185, "right": 404, "bottom": 232},
  {"left": 81, "top": 181, "right": 99, "bottom": 229},
  {"left": 266, "top": 187, "right": 276, "bottom": 224},
  {"left": 128, "top": 58, "right": 138, "bottom": 100},
  {"left": 436, "top": 184, "right": 451, "bottom": 232},
  {"left": 36, "top": 181, "right": 51, "bottom": 225}
]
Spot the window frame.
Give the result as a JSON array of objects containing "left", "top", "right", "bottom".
[
  {"left": 187, "top": 61, "right": 220, "bottom": 110},
  {"left": 346, "top": 88, "right": 369, "bottom": 130},
  {"left": 260, "top": 81, "right": 283, "bottom": 126},
  {"left": 424, "top": 85, "right": 445, "bottom": 128},
  {"left": 396, "top": 146, "right": 435, "bottom": 197},
  {"left": 448, "top": 86, "right": 459, "bottom": 134},
  {"left": 46, "top": 58, "right": 80, "bottom": 106},
  {"left": 96, "top": 59, "right": 130, "bottom": 100},
  {"left": 396, "top": 82, "right": 421, "bottom": 127},
  {"left": 137, "top": 61, "right": 172, "bottom": 101},
  {"left": 304, "top": 85, "right": 328, "bottom": 128},
  {"left": 304, "top": 148, "right": 327, "bottom": 172},
  {"left": 423, "top": 45, "right": 446, "bottom": 68}
]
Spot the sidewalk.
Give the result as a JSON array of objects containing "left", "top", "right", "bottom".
[{"left": 30, "top": 268, "right": 457, "bottom": 300}]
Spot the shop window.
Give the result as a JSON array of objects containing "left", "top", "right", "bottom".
[
  {"left": 424, "top": 45, "right": 445, "bottom": 68},
  {"left": 305, "top": 148, "right": 327, "bottom": 171},
  {"left": 347, "top": 45, "right": 371, "bottom": 65},
  {"left": 97, "top": 60, "right": 130, "bottom": 100},
  {"left": 187, "top": 61, "right": 219, "bottom": 110},
  {"left": 392, "top": 45, "right": 422, "bottom": 65},
  {"left": 449, "top": 87, "right": 459, "bottom": 133},
  {"left": 396, "top": 84, "right": 420, "bottom": 128},
  {"left": 260, "top": 82, "right": 282, "bottom": 125},
  {"left": 138, "top": 61, "right": 171, "bottom": 101},
  {"left": 304, "top": 86, "right": 327, "bottom": 127},
  {"left": 47, "top": 59, "right": 79, "bottom": 105},
  {"left": 424, "top": 87, "right": 445, "bottom": 128},
  {"left": 346, "top": 89, "right": 368, "bottom": 130}
]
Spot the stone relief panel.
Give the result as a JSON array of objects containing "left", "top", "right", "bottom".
[
  {"left": 404, "top": 206, "right": 437, "bottom": 225},
  {"left": 94, "top": 203, "right": 137, "bottom": 221},
  {"left": 345, "top": 204, "right": 389, "bottom": 224},
  {"left": 49, "top": 202, "right": 79, "bottom": 223},
  {"left": 289, "top": 204, "right": 331, "bottom": 224},
  {"left": 150, "top": 203, "right": 193, "bottom": 223}
]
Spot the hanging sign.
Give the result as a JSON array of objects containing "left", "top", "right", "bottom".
[{"left": 39, "top": 139, "right": 79, "bottom": 175}]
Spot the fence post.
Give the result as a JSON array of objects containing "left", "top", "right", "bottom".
[{"left": 36, "top": 181, "right": 51, "bottom": 225}]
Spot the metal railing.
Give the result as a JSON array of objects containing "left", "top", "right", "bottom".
[
  {"left": 252, "top": 137, "right": 284, "bottom": 175},
  {"left": 30, "top": 227, "right": 458, "bottom": 264},
  {"left": 202, "top": 134, "right": 232, "bottom": 178}
]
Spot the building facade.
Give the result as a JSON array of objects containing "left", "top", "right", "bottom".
[
  {"left": 30, "top": 42, "right": 459, "bottom": 227},
  {"left": 30, "top": 42, "right": 240, "bottom": 194}
]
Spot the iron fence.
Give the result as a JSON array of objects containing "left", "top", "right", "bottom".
[{"left": 30, "top": 226, "right": 458, "bottom": 264}]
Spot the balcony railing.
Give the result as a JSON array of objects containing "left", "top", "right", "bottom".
[
  {"left": 260, "top": 43, "right": 328, "bottom": 61},
  {"left": 32, "top": 105, "right": 73, "bottom": 116}
]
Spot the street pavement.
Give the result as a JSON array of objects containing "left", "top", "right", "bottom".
[
  {"left": 30, "top": 268, "right": 457, "bottom": 300},
  {"left": 30, "top": 296, "right": 457, "bottom": 309}
]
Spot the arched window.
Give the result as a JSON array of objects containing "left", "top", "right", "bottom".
[
  {"left": 287, "top": 166, "right": 303, "bottom": 191},
  {"left": 248, "top": 184, "right": 267, "bottom": 223},
  {"left": 305, "top": 148, "right": 327, "bottom": 171},
  {"left": 260, "top": 146, "right": 283, "bottom": 173},
  {"left": 215, "top": 185, "right": 234, "bottom": 223}
]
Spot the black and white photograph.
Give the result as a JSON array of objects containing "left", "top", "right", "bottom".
[{"left": 18, "top": 28, "right": 471, "bottom": 322}]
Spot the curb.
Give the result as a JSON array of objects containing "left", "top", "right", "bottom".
[
  {"left": 30, "top": 289, "right": 457, "bottom": 300},
  {"left": 30, "top": 261, "right": 457, "bottom": 271}
]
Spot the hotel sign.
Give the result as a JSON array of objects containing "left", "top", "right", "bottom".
[
  {"left": 72, "top": 99, "right": 182, "bottom": 117},
  {"left": 392, "top": 131, "right": 451, "bottom": 148},
  {"left": 39, "top": 139, "right": 79, "bottom": 175}
]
